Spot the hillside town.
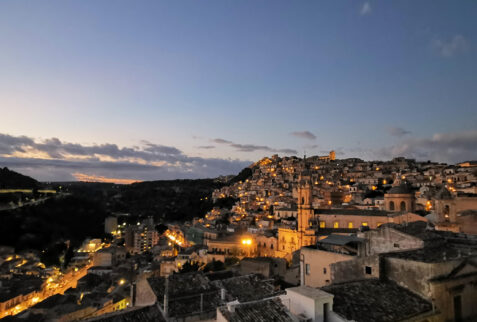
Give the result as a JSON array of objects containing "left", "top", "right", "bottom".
[{"left": 1, "top": 153, "right": 477, "bottom": 322}]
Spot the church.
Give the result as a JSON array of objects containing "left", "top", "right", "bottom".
[{"left": 276, "top": 162, "right": 317, "bottom": 259}]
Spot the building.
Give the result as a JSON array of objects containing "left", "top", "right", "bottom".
[
  {"left": 104, "top": 217, "right": 118, "bottom": 235},
  {"left": 277, "top": 163, "right": 317, "bottom": 259},
  {"left": 315, "top": 208, "right": 427, "bottom": 230},
  {"left": 432, "top": 187, "right": 477, "bottom": 234},
  {"left": 125, "top": 223, "right": 160, "bottom": 254},
  {"left": 383, "top": 183, "right": 416, "bottom": 212},
  {"left": 300, "top": 235, "right": 364, "bottom": 288}
]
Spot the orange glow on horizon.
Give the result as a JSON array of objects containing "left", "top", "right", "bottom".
[{"left": 72, "top": 173, "right": 141, "bottom": 184}]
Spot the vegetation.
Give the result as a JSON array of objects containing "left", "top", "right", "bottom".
[{"left": 0, "top": 167, "right": 39, "bottom": 189}]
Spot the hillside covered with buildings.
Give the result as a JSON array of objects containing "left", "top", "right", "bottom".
[{"left": 1, "top": 153, "right": 477, "bottom": 321}]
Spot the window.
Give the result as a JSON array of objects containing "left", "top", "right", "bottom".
[
  {"left": 389, "top": 201, "right": 395, "bottom": 211},
  {"left": 377, "top": 222, "right": 382, "bottom": 227},
  {"left": 306, "top": 264, "right": 310, "bottom": 275},
  {"left": 348, "top": 222, "right": 353, "bottom": 229},
  {"left": 394, "top": 243, "right": 399, "bottom": 248},
  {"left": 361, "top": 222, "right": 368, "bottom": 227},
  {"left": 271, "top": 244, "right": 273, "bottom": 249},
  {"left": 333, "top": 221, "right": 339, "bottom": 228},
  {"left": 365, "top": 266, "right": 372, "bottom": 274},
  {"left": 320, "top": 222, "right": 325, "bottom": 228},
  {"left": 323, "top": 267, "right": 327, "bottom": 274},
  {"left": 400, "top": 201, "right": 406, "bottom": 211}
]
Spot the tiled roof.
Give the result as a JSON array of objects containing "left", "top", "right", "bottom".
[
  {"left": 218, "top": 298, "right": 294, "bottom": 322},
  {"left": 86, "top": 305, "right": 165, "bottom": 322},
  {"left": 322, "top": 279, "right": 432, "bottom": 322},
  {"left": 212, "top": 274, "right": 281, "bottom": 302}
]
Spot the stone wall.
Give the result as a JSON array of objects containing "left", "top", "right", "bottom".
[{"left": 330, "top": 255, "right": 380, "bottom": 284}]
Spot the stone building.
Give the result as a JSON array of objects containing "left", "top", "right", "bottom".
[
  {"left": 432, "top": 187, "right": 477, "bottom": 234},
  {"left": 276, "top": 164, "right": 317, "bottom": 259},
  {"left": 384, "top": 183, "right": 416, "bottom": 212}
]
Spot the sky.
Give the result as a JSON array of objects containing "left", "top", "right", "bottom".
[{"left": 0, "top": 1, "right": 476, "bottom": 182}]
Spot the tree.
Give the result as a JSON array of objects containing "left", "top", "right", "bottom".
[
  {"left": 203, "top": 260, "right": 225, "bottom": 272},
  {"left": 177, "top": 261, "right": 201, "bottom": 274}
]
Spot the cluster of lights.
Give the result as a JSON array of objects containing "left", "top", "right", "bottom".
[{"left": 241, "top": 238, "right": 252, "bottom": 245}]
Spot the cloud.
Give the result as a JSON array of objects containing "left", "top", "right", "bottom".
[
  {"left": 432, "top": 35, "right": 470, "bottom": 57},
  {"left": 197, "top": 145, "right": 216, "bottom": 150},
  {"left": 360, "top": 2, "right": 372, "bottom": 15},
  {"left": 376, "top": 130, "right": 477, "bottom": 164},
  {"left": 212, "top": 138, "right": 297, "bottom": 154},
  {"left": 72, "top": 173, "right": 142, "bottom": 184},
  {"left": 290, "top": 131, "right": 316, "bottom": 140},
  {"left": 387, "top": 127, "right": 412, "bottom": 137},
  {"left": 0, "top": 133, "right": 252, "bottom": 181},
  {"left": 212, "top": 138, "right": 233, "bottom": 144}
]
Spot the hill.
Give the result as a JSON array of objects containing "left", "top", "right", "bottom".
[{"left": 0, "top": 167, "right": 39, "bottom": 189}]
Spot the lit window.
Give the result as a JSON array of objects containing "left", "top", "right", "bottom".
[
  {"left": 348, "top": 222, "right": 353, "bottom": 229},
  {"left": 377, "top": 222, "right": 382, "bottom": 227},
  {"left": 361, "top": 222, "right": 368, "bottom": 227},
  {"left": 320, "top": 222, "right": 325, "bottom": 228},
  {"left": 333, "top": 222, "right": 339, "bottom": 228}
]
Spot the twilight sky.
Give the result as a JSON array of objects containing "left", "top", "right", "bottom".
[{"left": 0, "top": 1, "right": 476, "bottom": 182}]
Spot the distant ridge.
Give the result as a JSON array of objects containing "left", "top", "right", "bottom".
[{"left": 0, "top": 167, "right": 39, "bottom": 189}]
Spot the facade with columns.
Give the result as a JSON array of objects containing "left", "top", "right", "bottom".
[{"left": 276, "top": 165, "right": 317, "bottom": 259}]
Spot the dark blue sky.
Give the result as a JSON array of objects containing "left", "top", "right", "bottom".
[{"left": 0, "top": 1, "right": 476, "bottom": 181}]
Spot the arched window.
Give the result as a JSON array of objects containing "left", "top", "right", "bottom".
[
  {"left": 301, "top": 197, "right": 305, "bottom": 204},
  {"left": 400, "top": 201, "right": 406, "bottom": 211},
  {"left": 389, "top": 201, "right": 395, "bottom": 211},
  {"left": 271, "top": 244, "right": 274, "bottom": 250}
]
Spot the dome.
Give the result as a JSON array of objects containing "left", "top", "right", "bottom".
[{"left": 387, "top": 184, "right": 412, "bottom": 195}]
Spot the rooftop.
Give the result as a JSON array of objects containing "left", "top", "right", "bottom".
[
  {"left": 147, "top": 272, "right": 221, "bottom": 317},
  {"left": 386, "top": 184, "right": 413, "bottom": 195},
  {"left": 286, "top": 285, "right": 332, "bottom": 300},
  {"left": 322, "top": 279, "right": 432, "bottom": 322},
  {"left": 212, "top": 274, "right": 281, "bottom": 302},
  {"left": 380, "top": 221, "right": 442, "bottom": 242},
  {"left": 218, "top": 298, "right": 294, "bottom": 322},
  {"left": 383, "top": 245, "right": 477, "bottom": 263},
  {"left": 317, "top": 234, "right": 364, "bottom": 246},
  {"left": 314, "top": 208, "right": 391, "bottom": 217},
  {"left": 86, "top": 305, "right": 165, "bottom": 322}
]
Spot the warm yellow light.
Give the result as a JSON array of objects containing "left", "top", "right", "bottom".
[
  {"left": 31, "top": 297, "right": 40, "bottom": 304},
  {"left": 241, "top": 238, "right": 252, "bottom": 245},
  {"left": 383, "top": 180, "right": 387, "bottom": 185},
  {"left": 118, "top": 279, "right": 126, "bottom": 285}
]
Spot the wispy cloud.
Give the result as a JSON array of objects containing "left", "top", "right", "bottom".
[
  {"left": 387, "top": 127, "right": 411, "bottom": 138},
  {"left": 72, "top": 173, "right": 141, "bottom": 184},
  {"left": 197, "top": 145, "right": 216, "bottom": 150},
  {"left": 432, "top": 34, "right": 470, "bottom": 57},
  {"left": 290, "top": 131, "right": 316, "bottom": 140},
  {"left": 360, "top": 2, "right": 372, "bottom": 16},
  {"left": 0, "top": 133, "right": 252, "bottom": 181},
  {"left": 212, "top": 138, "right": 297, "bottom": 154}
]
